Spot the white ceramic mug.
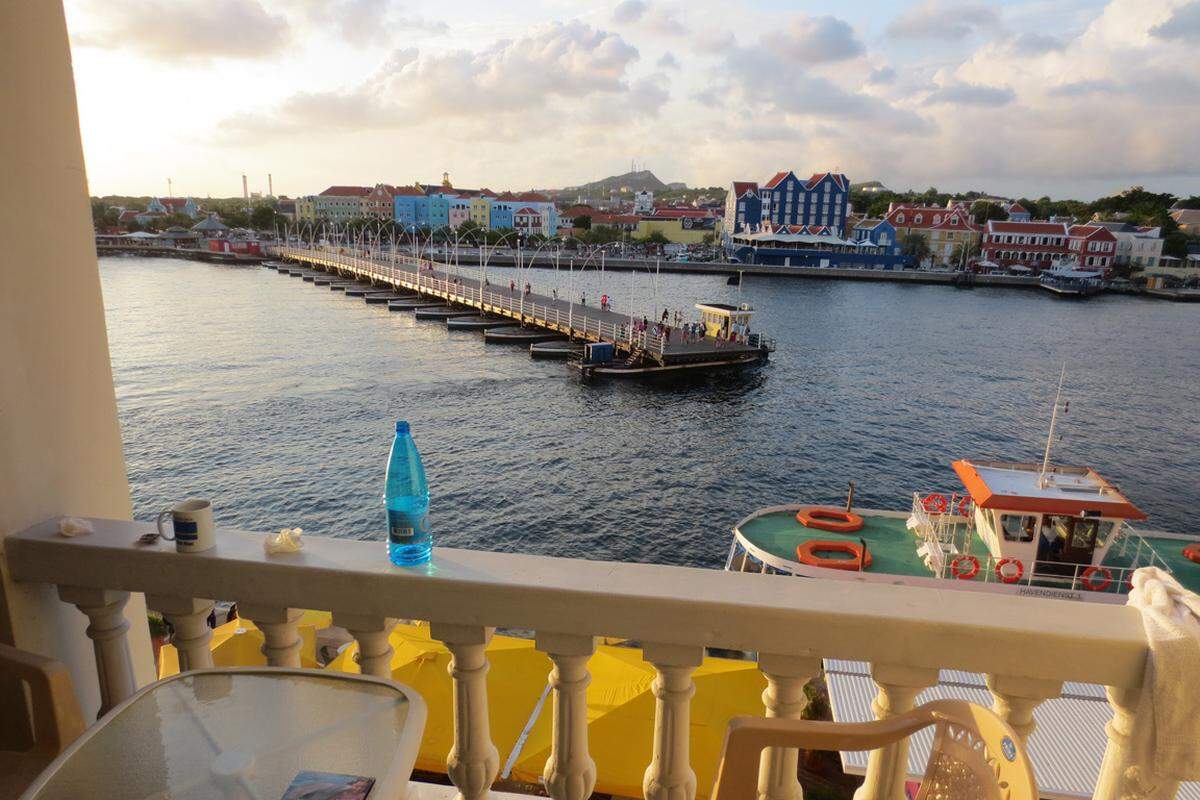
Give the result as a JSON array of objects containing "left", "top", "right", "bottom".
[{"left": 156, "top": 499, "right": 215, "bottom": 553}]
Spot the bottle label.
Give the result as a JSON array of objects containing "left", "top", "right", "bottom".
[{"left": 388, "top": 510, "right": 429, "bottom": 542}]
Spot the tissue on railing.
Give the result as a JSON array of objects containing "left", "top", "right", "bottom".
[
  {"left": 58, "top": 518, "right": 94, "bottom": 537},
  {"left": 264, "top": 527, "right": 303, "bottom": 554}
]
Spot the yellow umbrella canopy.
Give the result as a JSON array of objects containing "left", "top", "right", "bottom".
[
  {"left": 507, "top": 643, "right": 766, "bottom": 799},
  {"left": 157, "top": 610, "right": 330, "bottom": 679},
  {"left": 326, "top": 623, "right": 553, "bottom": 776}
]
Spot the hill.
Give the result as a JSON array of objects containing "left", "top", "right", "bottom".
[{"left": 564, "top": 170, "right": 674, "bottom": 194}]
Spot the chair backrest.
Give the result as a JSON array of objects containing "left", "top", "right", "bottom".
[
  {"left": 711, "top": 698, "right": 1037, "bottom": 800},
  {"left": 916, "top": 701, "right": 1037, "bottom": 800}
]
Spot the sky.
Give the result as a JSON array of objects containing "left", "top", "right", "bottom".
[{"left": 64, "top": 0, "right": 1200, "bottom": 201}]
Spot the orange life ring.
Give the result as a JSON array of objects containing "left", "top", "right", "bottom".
[
  {"left": 922, "top": 493, "right": 949, "bottom": 514},
  {"left": 1184, "top": 543, "right": 1200, "bottom": 564},
  {"left": 951, "top": 554, "right": 980, "bottom": 580},
  {"left": 795, "top": 506, "right": 864, "bottom": 534},
  {"left": 796, "top": 540, "right": 872, "bottom": 572},
  {"left": 1081, "top": 566, "right": 1113, "bottom": 592},
  {"left": 956, "top": 496, "right": 972, "bottom": 517},
  {"left": 995, "top": 558, "right": 1023, "bottom": 584}
]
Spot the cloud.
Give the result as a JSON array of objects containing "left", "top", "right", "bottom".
[
  {"left": 1047, "top": 78, "right": 1119, "bottom": 97},
  {"left": 222, "top": 21, "right": 641, "bottom": 138},
  {"left": 867, "top": 66, "right": 897, "bottom": 85},
  {"left": 611, "top": 0, "right": 646, "bottom": 24},
  {"left": 1006, "top": 32, "right": 1065, "bottom": 55},
  {"left": 762, "top": 15, "right": 865, "bottom": 64},
  {"left": 656, "top": 51, "right": 680, "bottom": 69},
  {"left": 1149, "top": 1, "right": 1200, "bottom": 40},
  {"left": 925, "top": 82, "right": 1015, "bottom": 106},
  {"left": 887, "top": 0, "right": 998, "bottom": 40},
  {"left": 73, "top": 0, "right": 290, "bottom": 61},
  {"left": 289, "top": 0, "right": 448, "bottom": 45}
]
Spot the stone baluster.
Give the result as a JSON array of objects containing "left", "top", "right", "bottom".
[
  {"left": 241, "top": 605, "right": 303, "bottom": 667},
  {"left": 854, "top": 664, "right": 938, "bottom": 800},
  {"left": 984, "top": 674, "right": 1061, "bottom": 743},
  {"left": 757, "top": 654, "right": 822, "bottom": 800},
  {"left": 333, "top": 613, "right": 396, "bottom": 678},
  {"left": 147, "top": 595, "right": 215, "bottom": 672},
  {"left": 58, "top": 586, "right": 137, "bottom": 716},
  {"left": 535, "top": 632, "right": 596, "bottom": 800},
  {"left": 642, "top": 642, "right": 704, "bottom": 800},
  {"left": 431, "top": 622, "right": 499, "bottom": 800},
  {"left": 1094, "top": 685, "right": 1179, "bottom": 800}
]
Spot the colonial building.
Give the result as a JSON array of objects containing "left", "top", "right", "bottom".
[
  {"left": 295, "top": 195, "right": 317, "bottom": 223},
  {"left": 1066, "top": 224, "right": 1118, "bottom": 272},
  {"left": 981, "top": 220, "right": 1070, "bottom": 270},
  {"left": 313, "top": 186, "right": 371, "bottom": 222},
  {"left": 513, "top": 207, "right": 542, "bottom": 235},
  {"left": 851, "top": 219, "right": 900, "bottom": 255},
  {"left": 884, "top": 202, "right": 981, "bottom": 264},
  {"left": 1089, "top": 221, "right": 1164, "bottom": 270},
  {"left": 1003, "top": 202, "right": 1032, "bottom": 222},
  {"left": 363, "top": 184, "right": 406, "bottom": 220},
  {"left": 723, "top": 181, "right": 760, "bottom": 237},
  {"left": 146, "top": 197, "right": 202, "bottom": 219},
  {"left": 724, "top": 171, "right": 849, "bottom": 237}
]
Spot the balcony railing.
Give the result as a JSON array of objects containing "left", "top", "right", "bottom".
[{"left": 6, "top": 516, "right": 1173, "bottom": 800}]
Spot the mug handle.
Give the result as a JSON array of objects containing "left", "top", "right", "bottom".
[{"left": 156, "top": 510, "right": 176, "bottom": 541}]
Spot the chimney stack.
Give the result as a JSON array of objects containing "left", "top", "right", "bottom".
[
  {"left": 268, "top": 173, "right": 273, "bottom": 197},
  {"left": 242, "top": 174, "right": 249, "bottom": 210}
]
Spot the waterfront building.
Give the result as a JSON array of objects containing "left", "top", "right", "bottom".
[
  {"left": 723, "top": 181, "right": 761, "bottom": 237},
  {"left": 1004, "top": 202, "right": 1032, "bottom": 222},
  {"left": 314, "top": 185, "right": 371, "bottom": 222},
  {"left": 884, "top": 203, "right": 981, "bottom": 265},
  {"left": 633, "top": 190, "right": 654, "bottom": 214},
  {"left": 1169, "top": 208, "right": 1200, "bottom": 234},
  {"left": 295, "top": 195, "right": 317, "bottom": 223},
  {"left": 448, "top": 198, "right": 471, "bottom": 229},
  {"left": 754, "top": 171, "right": 850, "bottom": 232},
  {"left": 851, "top": 219, "right": 900, "bottom": 255},
  {"left": 1089, "top": 221, "right": 1164, "bottom": 270},
  {"left": 1066, "top": 224, "right": 1118, "bottom": 273},
  {"left": 513, "top": 206, "right": 542, "bottom": 236},
  {"left": 426, "top": 193, "right": 451, "bottom": 230},
  {"left": 146, "top": 197, "right": 202, "bottom": 219},
  {"left": 980, "top": 220, "right": 1070, "bottom": 271},
  {"left": 393, "top": 187, "right": 427, "bottom": 230},
  {"left": 276, "top": 197, "right": 296, "bottom": 221},
  {"left": 468, "top": 194, "right": 494, "bottom": 229},
  {"left": 636, "top": 217, "right": 709, "bottom": 244},
  {"left": 363, "top": 184, "right": 408, "bottom": 220}
]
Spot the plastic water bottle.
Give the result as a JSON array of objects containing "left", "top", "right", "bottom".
[{"left": 385, "top": 420, "right": 431, "bottom": 566}]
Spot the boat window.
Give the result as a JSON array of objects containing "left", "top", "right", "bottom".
[
  {"left": 1095, "top": 519, "right": 1117, "bottom": 546},
  {"left": 1000, "top": 514, "right": 1037, "bottom": 542},
  {"left": 1070, "top": 518, "right": 1100, "bottom": 550}
]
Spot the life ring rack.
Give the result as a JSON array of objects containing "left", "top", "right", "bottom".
[
  {"left": 794, "top": 506, "right": 865, "bottom": 534},
  {"left": 795, "top": 540, "right": 872, "bottom": 572}
]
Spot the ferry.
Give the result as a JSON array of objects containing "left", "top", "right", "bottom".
[
  {"left": 1039, "top": 268, "right": 1105, "bottom": 298},
  {"left": 727, "top": 383, "right": 1200, "bottom": 603}
]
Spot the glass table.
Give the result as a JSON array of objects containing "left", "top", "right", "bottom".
[{"left": 22, "top": 668, "right": 426, "bottom": 800}]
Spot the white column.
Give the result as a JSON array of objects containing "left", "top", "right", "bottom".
[
  {"left": 854, "top": 664, "right": 937, "bottom": 800},
  {"left": 241, "top": 605, "right": 303, "bottom": 667},
  {"left": 757, "top": 654, "right": 821, "bottom": 800},
  {"left": 57, "top": 586, "right": 136, "bottom": 717},
  {"left": 431, "top": 622, "right": 499, "bottom": 800},
  {"left": 642, "top": 642, "right": 704, "bottom": 800},
  {"left": 1094, "top": 685, "right": 1179, "bottom": 800},
  {"left": 333, "top": 612, "right": 396, "bottom": 678},
  {"left": 985, "top": 674, "right": 1061, "bottom": 743},
  {"left": 535, "top": 632, "right": 596, "bottom": 800},
  {"left": 147, "top": 595, "right": 215, "bottom": 672},
  {"left": 0, "top": 0, "right": 154, "bottom": 721}
]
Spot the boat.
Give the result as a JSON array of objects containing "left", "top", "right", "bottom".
[
  {"left": 1039, "top": 268, "right": 1104, "bottom": 297},
  {"left": 727, "top": 379, "right": 1200, "bottom": 603}
]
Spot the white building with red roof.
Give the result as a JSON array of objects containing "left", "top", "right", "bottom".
[
  {"left": 1066, "top": 225, "right": 1118, "bottom": 273},
  {"left": 981, "top": 220, "right": 1070, "bottom": 271}
]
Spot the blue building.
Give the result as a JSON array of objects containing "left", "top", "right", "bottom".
[
  {"left": 724, "top": 181, "right": 762, "bottom": 237},
  {"left": 392, "top": 187, "right": 427, "bottom": 231},
  {"left": 426, "top": 194, "right": 451, "bottom": 230},
  {"left": 490, "top": 202, "right": 514, "bottom": 230},
  {"left": 851, "top": 219, "right": 900, "bottom": 255}
]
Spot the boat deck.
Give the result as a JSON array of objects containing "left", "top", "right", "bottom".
[{"left": 736, "top": 509, "right": 1200, "bottom": 593}]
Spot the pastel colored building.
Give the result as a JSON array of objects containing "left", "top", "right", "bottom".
[
  {"left": 314, "top": 186, "right": 371, "bottom": 222},
  {"left": 448, "top": 198, "right": 471, "bottom": 229},
  {"left": 469, "top": 196, "right": 493, "bottom": 229},
  {"left": 146, "top": 197, "right": 202, "bottom": 219},
  {"left": 884, "top": 202, "right": 981, "bottom": 265},
  {"left": 513, "top": 207, "right": 542, "bottom": 235},
  {"left": 295, "top": 195, "right": 317, "bottom": 223},
  {"left": 636, "top": 218, "right": 708, "bottom": 245},
  {"left": 852, "top": 219, "right": 900, "bottom": 255},
  {"left": 1090, "top": 222, "right": 1164, "bottom": 270}
]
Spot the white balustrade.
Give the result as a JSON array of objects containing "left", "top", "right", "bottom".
[
  {"left": 854, "top": 664, "right": 938, "bottom": 800},
  {"left": 5, "top": 518, "right": 1166, "bottom": 800},
  {"left": 431, "top": 622, "right": 500, "bottom": 800},
  {"left": 240, "top": 604, "right": 303, "bottom": 667},
  {"left": 757, "top": 654, "right": 822, "bottom": 800},
  {"left": 535, "top": 632, "right": 596, "bottom": 800},
  {"left": 147, "top": 594, "right": 215, "bottom": 672},
  {"left": 642, "top": 642, "right": 704, "bottom": 800}
]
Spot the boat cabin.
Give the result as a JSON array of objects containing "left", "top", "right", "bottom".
[
  {"left": 952, "top": 459, "right": 1146, "bottom": 572},
  {"left": 695, "top": 303, "right": 753, "bottom": 339}
]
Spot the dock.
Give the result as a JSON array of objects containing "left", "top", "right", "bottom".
[{"left": 274, "top": 246, "right": 769, "bottom": 369}]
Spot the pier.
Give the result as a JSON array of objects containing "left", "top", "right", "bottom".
[{"left": 274, "top": 246, "right": 769, "bottom": 370}]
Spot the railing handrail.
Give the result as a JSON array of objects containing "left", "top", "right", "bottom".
[{"left": 7, "top": 516, "right": 1149, "bottom": 689}]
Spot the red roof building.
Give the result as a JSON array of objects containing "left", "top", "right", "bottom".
[
  {"left": 981, "top": 220, "right": 1070, "bottom": 271},
  {"left": 1066, "top": 225, "right": 1118, "bottom": 273}
]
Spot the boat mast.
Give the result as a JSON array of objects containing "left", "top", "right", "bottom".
[{"left": 1038, "top": 364, "right": 1067, "bottom": 488}]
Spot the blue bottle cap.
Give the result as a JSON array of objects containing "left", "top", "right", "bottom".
[{"left": 395, "top": 420, "right": 410, "bottom": 435}]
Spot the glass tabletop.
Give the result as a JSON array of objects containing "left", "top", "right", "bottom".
[{"left": 27, "top": 670, "right": 416, "bottom": 800}]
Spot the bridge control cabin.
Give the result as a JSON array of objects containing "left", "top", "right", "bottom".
[
  {"left": 952, "top": 459, "right": 1148, "bottom": 582},
  {"left": 695, "top": 303, "right": 754, "bottom": 340}
]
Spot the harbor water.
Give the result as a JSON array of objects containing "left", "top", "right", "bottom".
[{"left": 101, "top": 256, "right": 1200, "bottom": 568}]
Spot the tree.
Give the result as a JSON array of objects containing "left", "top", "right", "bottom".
[
  {"left": 1163, "top": 232, "right": 1190, "bottom": 260},
  {"left": 901, "top": 232, "right": 931, "bottom": 264},
  {"left": 638, "top": 230, "right": 671, "bottom": 245},
  {"left": 971, "top": 201, "right": 1007, "bottom": 226},
  {"left": 573, "top": 214, "right": 592, "bottom": 230},
  {"left": 950, "top": 240, "right": 981, "bottom": 266},
  {"left": 580, "top": 225, "right": 622, "bottom": 245},
  {"left": 701, "top": 231, "right": 716, "bottom": 246},
  {"left": 249, "top": 205, "right": 278, "bottom": 231}
]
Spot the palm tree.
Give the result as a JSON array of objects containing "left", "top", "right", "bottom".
[{"left": 901, "top": 232, "right": 931, "bottom": 265}]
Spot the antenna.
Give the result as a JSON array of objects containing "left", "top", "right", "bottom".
[{"left": 1038, "top": 364, "right": 1068, "bottom": 488}]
